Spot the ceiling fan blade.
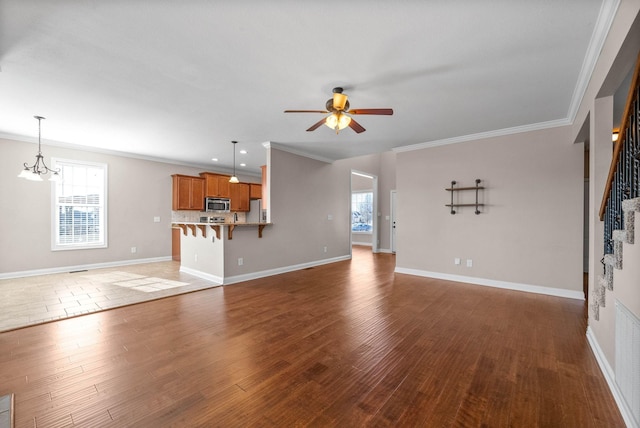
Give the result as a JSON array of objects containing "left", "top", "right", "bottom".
[
  {"left": 347, "top": 108, "right": 394, "bottom": 115},
  {"left": 348, "top": 118, "right": 366, "bottom": 134},
  {"left": 306, "top": 118, "right": 326, "bottom": 132},
  {"left": 284, "top": 110, "right": 329, "bottom": 113}
]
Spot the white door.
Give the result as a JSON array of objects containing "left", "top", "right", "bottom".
[{"left": 390, "top": 190, "right": 397, "bottom": 253}]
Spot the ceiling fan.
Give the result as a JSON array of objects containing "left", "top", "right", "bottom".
[{"left": 284, "top": 87, "right": 393, "bottom": 134}]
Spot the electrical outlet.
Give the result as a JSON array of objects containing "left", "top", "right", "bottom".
[
  {"left": 194, "top": 254, "right": 198, "bottom": 262},
  {"left": 131, "top": 247, "right": 137, "bottom": 254},
  {"left": 327, "top": 214, "right": 333, "bottom": 220},
  {"left": 238, "top": 257, "right": 243, "bottom": 266},
  {"left": 454, "top": 258, "right": 461, "bottom": 265},
  {"left": 466, "top": 259, "right": 473, "bottom": 267},
  {"left": 153, "top": 216, "right": 160, "bottom": 223},
  {"left": 323, "top": 246, "right": 327, "bottom": 253}
]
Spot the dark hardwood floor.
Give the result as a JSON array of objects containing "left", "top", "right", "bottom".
[{"left": 0, "top": 247, "right": 624, "bottom": 427}]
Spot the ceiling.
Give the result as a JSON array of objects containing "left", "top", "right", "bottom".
[{"left": 0, "top": 1, "right": 612, "bottom": 176}]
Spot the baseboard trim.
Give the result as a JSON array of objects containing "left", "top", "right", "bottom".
[
  {"left": 394, "top": 267, "right": 585, "bottom": 300},
  {"left": 224, "top": 255, "right": 352, "bottom": 285},
  {"left": 586, "top": 326, "right": 638, "bottom": 428},
  {"left": 0, "top": 256, "right": 173, "bottom": 280},
  {"left": 178, "top": 266, "right": 223, "bottom": 285}
]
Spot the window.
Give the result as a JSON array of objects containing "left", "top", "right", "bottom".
[
  {"left": 352, "top": 191, "right": 373, "bottom": 233},
  {"left": 52, "top": 159, "right": 107, "bottom": 250}
]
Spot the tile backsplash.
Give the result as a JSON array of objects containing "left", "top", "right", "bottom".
[{"left": 171, "top": 211, "right": 246, "bottom": 223}]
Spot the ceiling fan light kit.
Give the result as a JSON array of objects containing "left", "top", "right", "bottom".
[
  {"left": 325, "top": 112, "right": 351, "bottom": 133},
  {"left": 284, "top": 87, "right": 393, "bottom": 134}
]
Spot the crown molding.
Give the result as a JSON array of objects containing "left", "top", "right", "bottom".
[
  {"left": 566, "top": 0, "right": 621, "bottom": 122},
  {"left": 0, "top": 132, "right": 262, "bottom": 176},
  {"left": 393, "top": 118, "right": 570, "bottom": 153},
  {"left": 267, "top": 142, "right": 335, "bottom": 164}
]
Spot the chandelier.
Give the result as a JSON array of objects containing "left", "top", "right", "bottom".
[{"left": 17, "top": 116, "right": 61, "bottom": 182}]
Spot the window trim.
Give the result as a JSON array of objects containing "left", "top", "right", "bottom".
[
  {"left": 351, "top": 190, "right": 374, "bottom": 235},
  {"left": 51, "top": 158, "right": 108, "bottom": 251}
]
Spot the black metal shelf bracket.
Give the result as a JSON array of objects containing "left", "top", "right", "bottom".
[
  {"left": 450, "top": 180, "right": 457, "bottom": 214},
  {"left": 474, "top": 179, "right": 481, "bottom": 214},
  {"left": 445, "top": 179, "right": 485, "bottom": 215}
]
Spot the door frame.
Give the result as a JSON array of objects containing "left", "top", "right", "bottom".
[
  {"left": 390, "top": 189, "right": 397, "bottom": 254},
  {"left": 350, "top": 170, "right": 378, "bottom": 253}
]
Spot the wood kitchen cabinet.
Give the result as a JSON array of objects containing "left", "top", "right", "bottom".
[
  {"left": 249, "top": 183, "right": 262, "bottom": 200},
  {"left": 172, "top": 174, "right": 205, "bottom": 210},
  {"left": 200, "top": 173, "right": 231, "bottom": 198},
  {"left": 171, "top": 227, "right": 181, "bottom": 261},
  {"left": 229, "top": 182, "right": 250, "bottom": 212}
]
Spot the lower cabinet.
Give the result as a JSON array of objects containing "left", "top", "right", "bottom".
[{"left": 171, "top": 227, "right": 181, "bottom": 261}]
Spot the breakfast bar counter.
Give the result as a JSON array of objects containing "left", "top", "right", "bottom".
[
  {"left": 172, "top": 222, "right": 272, "bottom": 240},
  {"left": 171, "top": 221, "right": 273, "bottom": 285}
]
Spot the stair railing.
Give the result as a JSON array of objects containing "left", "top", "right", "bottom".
[{"left": 599, "top": 52, "right": 640, "bottom": 257}]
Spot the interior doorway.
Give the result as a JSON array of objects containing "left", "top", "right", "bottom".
[
  {"left": 350, "top": 170, "right": 378, "bottom": 253},
  {"left": 391, "top": 190, "right": 397, "bottom": 254}
]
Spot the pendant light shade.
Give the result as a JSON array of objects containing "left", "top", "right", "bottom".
[
  {"left": 333, "top": 92, "right": 348, "bottom": 111},
  {"left": 229, "top": 140, "right": 239, "bottom": 183}
]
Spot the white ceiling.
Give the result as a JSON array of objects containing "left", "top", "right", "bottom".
[{"left": 0, "top": 1, "right": 613, "bottom": 175}]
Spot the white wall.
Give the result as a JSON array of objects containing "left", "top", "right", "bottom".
[
  {"left": 222, "top": 148, "right": 352, "bottom": 277},
  {"left": 395, "top": 125, "right": 584, "bottom": 295}
]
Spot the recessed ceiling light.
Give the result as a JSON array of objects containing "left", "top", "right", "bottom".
[
  {"left": 240, "top": 149, "right": 247, "bottom": 154},
  {"left": 240, "top": 163, "right": 246, "bottom": 167},
  {"left": 211, "top": 158, "right": 219, "bottom": 162}
]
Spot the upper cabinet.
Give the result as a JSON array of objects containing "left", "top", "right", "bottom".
[
  {"left": 230, "top": 182, "right": 250, "bottom": 212},
  {"left": 172, "top": 174, "right": 204, "bottom": 211},
  {"left": 201, "top": 173, "right": 231, "bottom": 198},
  {"left": 249, "top": 183, "right": 262, "bottom": 200},
  {"left": 173, "top": 171, "right": 262, "bottom": 212}
]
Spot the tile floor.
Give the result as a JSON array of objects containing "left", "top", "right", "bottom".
[{"left": 0, "top": 261, "right": 219, "bottom": 332}]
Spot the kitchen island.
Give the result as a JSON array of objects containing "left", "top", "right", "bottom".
[{"left": 171, "top": 222, "right": 272, "bottom": 285}]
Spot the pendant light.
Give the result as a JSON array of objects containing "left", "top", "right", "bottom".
[
  {"left": 18, "top": 116, "right": 61, "bottom": 182},
  {"left": 229, "top": 140, "right": 239, "bottom": 183}
]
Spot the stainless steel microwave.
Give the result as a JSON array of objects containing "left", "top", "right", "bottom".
[{"left": 205, "top": 197, "right": 230, "bottom": 212}]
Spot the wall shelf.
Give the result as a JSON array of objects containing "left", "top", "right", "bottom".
[{"left": 446, "top": 179, "right": 485, "bottom": 215}]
